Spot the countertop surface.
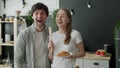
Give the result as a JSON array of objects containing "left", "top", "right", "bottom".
[{"left": 84, "top": 52, "right": 111, "bottom": 60}]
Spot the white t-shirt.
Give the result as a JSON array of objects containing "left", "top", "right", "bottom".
[{"left": 51, "top": 29, "right": 82, "bottom": 68}]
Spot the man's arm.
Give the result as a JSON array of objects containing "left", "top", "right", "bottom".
[{"left": 14, "top": 32, "right": 26, "bottom": 68}]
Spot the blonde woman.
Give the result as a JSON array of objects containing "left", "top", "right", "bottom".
[{"left": 48, "top": 8, "right": 85, "bottom": 68}]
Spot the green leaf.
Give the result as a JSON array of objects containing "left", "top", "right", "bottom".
[{"left": 51, "top": 9, "right": 58, "bottom": 32}]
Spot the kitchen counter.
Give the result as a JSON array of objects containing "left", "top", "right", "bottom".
[
  {"left": 74, "top": 52, "right": 111, "bottom": 68},
  {"left": 84, "top": 52, "right": 111, "bottom": 60}
]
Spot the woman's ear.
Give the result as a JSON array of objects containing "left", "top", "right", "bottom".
[{"left": 67, "top": 18, "right": 70, "bottom": 23}]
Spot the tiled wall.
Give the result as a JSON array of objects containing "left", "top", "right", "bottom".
[
  {"left": 0, "top": 0, "right": 59, "bottom": 16},
  {"left": 0, "top": 0, "right": 4, "bottom": 16}
]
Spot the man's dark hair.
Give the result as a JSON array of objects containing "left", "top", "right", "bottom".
[{"left": 31, "top": 2, "right": 49, "bottom": 16}]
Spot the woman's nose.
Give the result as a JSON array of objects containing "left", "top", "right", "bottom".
[{"left": 58, "top": 16, "right": 62, "bottom": 20}]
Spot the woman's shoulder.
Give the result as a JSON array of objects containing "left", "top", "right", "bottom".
[{"left": 71, "top": 29, "right": 80, "bottom": 35}]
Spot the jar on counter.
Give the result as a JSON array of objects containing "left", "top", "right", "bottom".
[
  {"left": 9, "top": 17, "right": 14, "bottom": 22},
  {"left": 103, "top": 44, "right": 112, "bottom": 53}
]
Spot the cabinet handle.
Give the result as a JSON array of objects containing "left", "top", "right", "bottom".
[{"left": 93, "top": 62, "right": 99, "bottom": 65}]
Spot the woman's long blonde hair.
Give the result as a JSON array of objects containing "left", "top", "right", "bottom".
[{"left": 59, "top": 8, "right": 72, "bottom": 45}]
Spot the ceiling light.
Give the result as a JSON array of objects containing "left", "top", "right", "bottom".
[
  {"left": 87, "top": 1, "right": 91, "bottom": 8},
  {"left": 70, "top": 9, "right": 74, "bottom": 15}
]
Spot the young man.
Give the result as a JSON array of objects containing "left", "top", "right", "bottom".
[{"left": 14, "top": 2, "right": 50, "bottom": 68}]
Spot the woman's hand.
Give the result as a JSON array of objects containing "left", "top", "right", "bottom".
[
  {"left": 48, "top": 40, "right": 54, "bottom": 53},
  {"left": 48, "top": 40, "right": 54, "bottom": 61}
]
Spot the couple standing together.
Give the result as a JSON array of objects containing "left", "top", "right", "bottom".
[{"left": 14, "top": 2, "right": 85, "bottom": 68}]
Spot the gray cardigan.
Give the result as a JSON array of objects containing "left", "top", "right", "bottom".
[{"left": 14, "top": 25, "right": 50, "bottom": 68}]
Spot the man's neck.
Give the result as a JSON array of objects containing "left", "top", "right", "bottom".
[{"left": 35, "top": 25, "right": 45, "bottom": 32}]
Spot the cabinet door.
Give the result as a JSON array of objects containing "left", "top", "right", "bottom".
[
  {"left": 84, "top": 59, "right": 109, "bottom": 68},
  {"left": 74, "top": 58, "right": 84, "bottom": 68}
]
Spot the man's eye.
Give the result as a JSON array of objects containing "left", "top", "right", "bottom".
[{"left": 35, "top": 13, "right": 38, "bottom": 15}]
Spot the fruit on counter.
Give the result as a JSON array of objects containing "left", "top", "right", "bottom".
[{"left": 95, "top": 49, "right": 107, "bottom": 56}]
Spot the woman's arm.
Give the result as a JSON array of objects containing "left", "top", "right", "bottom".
[
  {"left": 71, "top": 42, "right": 85, "bottom": 58},
  {"left": 48, "top": 49, "right": 53, "bottom": 61}
]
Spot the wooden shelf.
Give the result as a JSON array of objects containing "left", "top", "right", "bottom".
[
  {"left": 0, "top": 21, "right": 14, "bottom": 23},
  {"left": 0, "top": 64, "right": 12, "bottom": 68},
  {"left": 0, "top": 42, "right": 14, "bottom": 46},
  {"left": 0, "top": 18, "right": 17, "bottom": 58}
]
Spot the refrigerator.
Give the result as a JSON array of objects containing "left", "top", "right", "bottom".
[{"left": 115, "top": 28, "right": 120, "bottom": 68}]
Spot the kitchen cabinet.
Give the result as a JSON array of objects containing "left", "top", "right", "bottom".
[
  {"left": 0, "top": 18, "right": 18, "bottom": 44},
  {"left": 0, "top": 21, "right": 14, "bottom": 46},
  {"left": 74, "top": 52, "right": 111, "bottom": 68},
  {"left": 84, "top": 59, "right": 109, "bottom": 68},
  {"left": 74, "top": 58, "right": 84, "bottom": 68},
  {"left": 0, "top": 21, "right": 14, "bottom": 58},
  {"left": 0, "top": 18, "right": 18, "bottom": 59},
  {"left": 0, "top": 18, "right": 23, "bottom": 45}
]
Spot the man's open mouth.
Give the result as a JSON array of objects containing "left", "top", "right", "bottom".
[{"left": 37, "top": 20, "right": 42, "bottom": 22}]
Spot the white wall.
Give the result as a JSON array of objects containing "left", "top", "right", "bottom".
[{"left": 0, "top": 0, "right": 59, "bottom": 16}]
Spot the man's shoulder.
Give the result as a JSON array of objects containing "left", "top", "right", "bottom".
[
  {"left": 18, "top": 26, "right": 32, "bottom": 37},
  {"left": 23, "top": 26, "right": 33, "bottom": 33}
]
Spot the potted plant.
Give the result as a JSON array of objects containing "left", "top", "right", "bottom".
[
  {"left": 25, "top": 10, "right": 33, "bottom": 27},
  {"left": 114, "top": 20, "right": 120, "bottom": 38},
  {"left": 114, "top": 20, "right": 120, "bottom": 49},
  {"left": 52, "top": 9, "right": 58, "bottom": 32}
]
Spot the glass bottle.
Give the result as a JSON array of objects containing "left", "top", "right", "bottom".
[{"left": 6, "top": 53, "right": 11, "bottom": 65}]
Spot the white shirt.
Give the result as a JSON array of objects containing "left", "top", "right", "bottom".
[{"left": 51, "top": 29, "right": 82, "bottom": 68}]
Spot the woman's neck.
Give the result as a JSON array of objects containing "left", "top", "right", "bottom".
[{"left": 58, "top": 27, "right": 66, "bottom": 34}]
